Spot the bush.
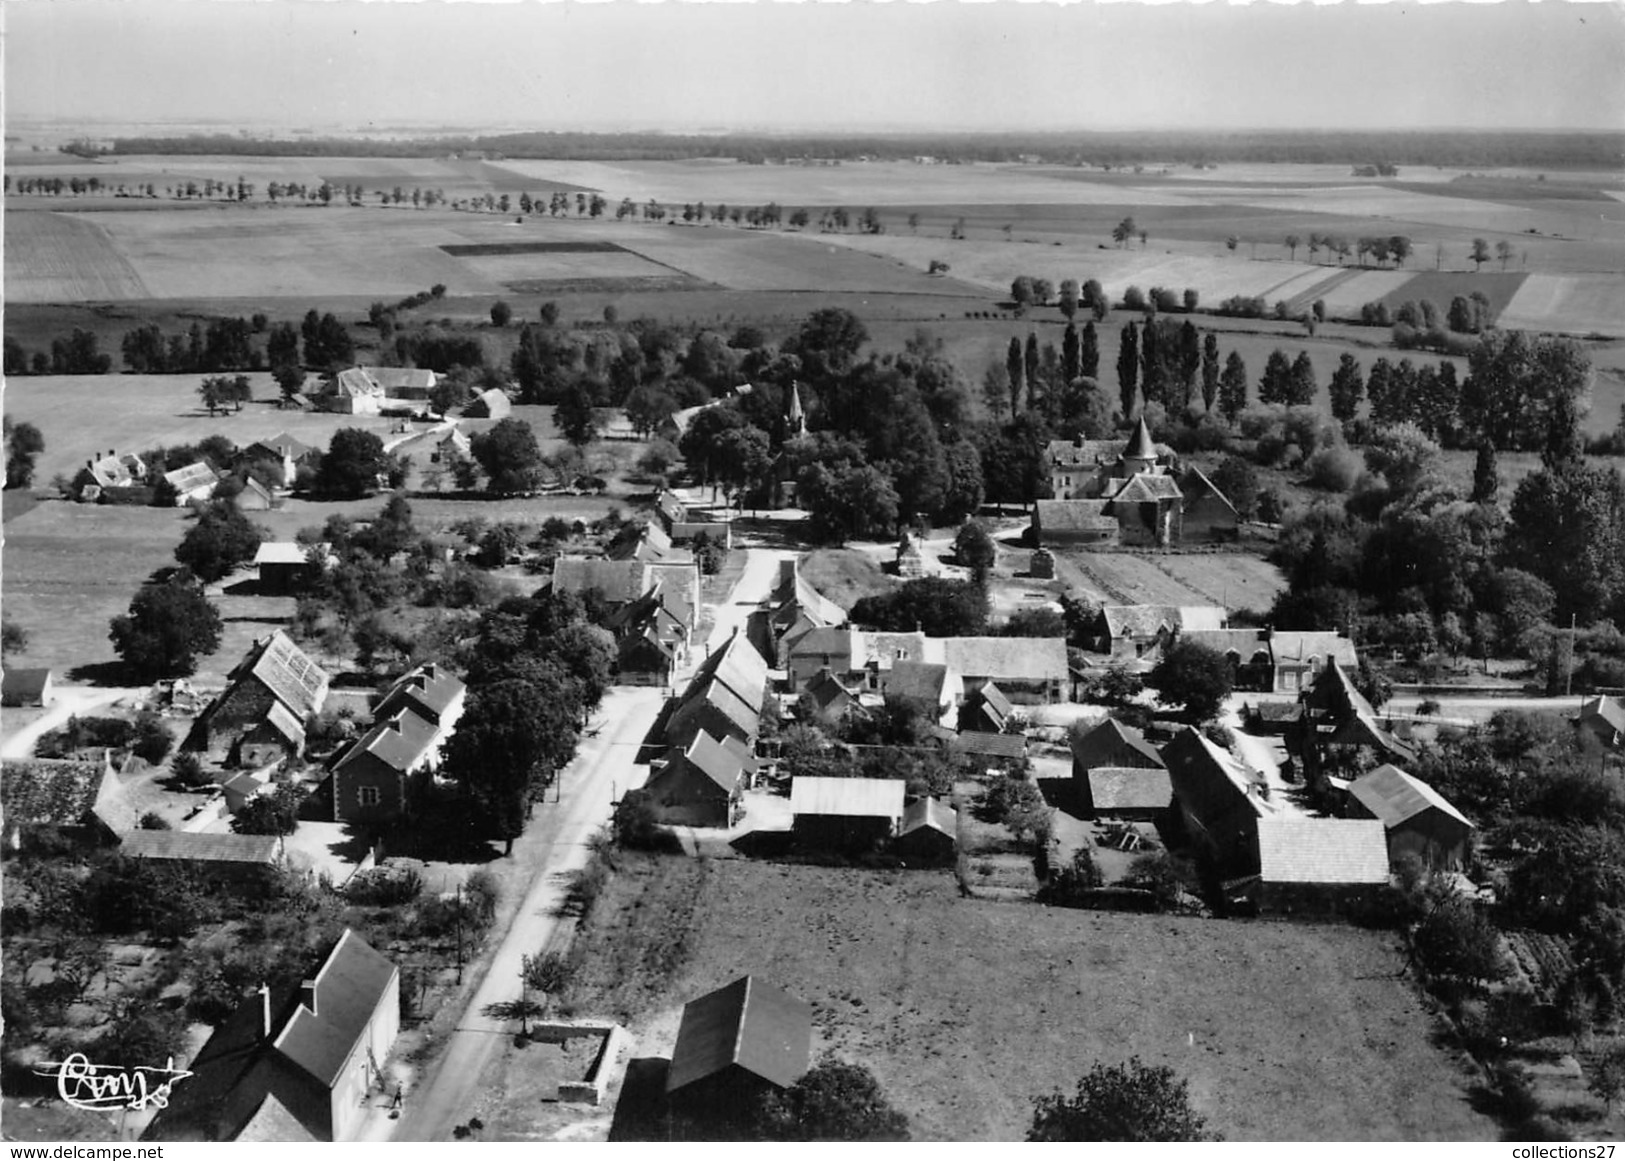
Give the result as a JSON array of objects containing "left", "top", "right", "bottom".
[
  {"left": 1305, "top": 445, "right": 1363, "bottom": 492},
  {"left": 1121, "top": 286, "right": 1148, "bottom": 312},
  {"left": 170, "top": 751, "right": 211, "bottom": 789},
  {"left": 131, "top": 712, "right": 174, "bottom": 764},
  {"left": 463, "top": 868, "right": 500, "bottom": 930},
  {"left": 347, "top": 862, "right": 426, "bottom": 906},
  {"left": 138, "top": 812, "right": 171, "bottom": 830}
]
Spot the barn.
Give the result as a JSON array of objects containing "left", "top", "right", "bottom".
[
  {"left": 1251, "top": 817, "right": 1391, "bottom": 915},
  {"left": 893, "top": 796, "right": 958, "bottom": 863},
  {"left": 2, "top": 667, "right": 54, "bottom": 708},
  {"left": 1072, "top": 717, "right": 1164, "bottom": 773},
  {"left": 1080, "top": 766, "right": 1174, "bottom": 822},
  {"left": 1031, "top": 499, "right": 1118, "bottom": 548},
  {"left": 256, "top": 542, "right": 318, "bottom": 595},
  {"left": 666, "top": 976, "right": 813, "bottom": 1110},
  {"left": 1347, "top": 764, "right": 1474, "bottom": 871},
  {"left": 642, "top": 730, "right": 751, "bottom": 829},
  {"left": 790, "top": 776, "right": 905, "bottom": 852}
]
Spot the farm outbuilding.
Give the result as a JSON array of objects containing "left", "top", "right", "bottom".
[
  {"left": 163, "top": 461, "right": 222, "bottom": 506},
  {"left": 256, "top": 542, "right": 319, "bottom": 595},
  {"left": 188, "top": 630, "right": 330, "bottom": 764},
  {"left": 791, "top": 776, "right": 905, "bottom": 852},
  {"left": 0, "top": 754, "right": 121, "bottom": 851},
  {"left": 667, "top": 976, "right": 813, "bottom": 1109},
  {"left": 233, "top": 476, "right": 277, "bottom": 512},
  {"left": 1072, "top": 717, "right": 1164, "bottom": 774},
  {"left": 1081, "top": 766, "right": 1174, "bottom": 822},
  {"left": 1162, "top": 727, "right": 1272, "bottom": 880},
  {"left": 1574, "top": 695, "right": 1625, "bottom": 748},
  {"left": 1347, "top": 764, "right": 1474, "bottom": 871},
  {"left": 893, "top": 796, "right": 958, "bottom": 863},
  {"left": 1250, "top": 817, "right": 1392, "bottom": 915},
  {"left": 1031, "top": 499, "right": 1118, "bottom": 548},
  {"left": 642, "top": 730, "right": 751, "bottom": 829},
  {"left": 2, "top": 667, "right": 54, "bottom": 707},
  {"left": 117, "top": 830, "right": 283, "bottom": 886},
  {"left": 467, "top": 388, "right": 511, "bottom": 419}
]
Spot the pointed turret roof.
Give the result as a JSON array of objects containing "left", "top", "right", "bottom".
[
  {"left": 1124, "top": 417, "right": 1157, "bottom": 461},
  {"left": 787, "top": 382, "right": 805, "bottom": 425}
]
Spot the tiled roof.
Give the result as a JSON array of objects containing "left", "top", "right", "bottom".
[
  {"left": 235, "top": 1094, "right": 316, "bottom": 1143},
  {"left": 551, "top": 557, "right": 652, "bottom": 604},
  {"left": 1088, "top": 766, "right": 1174, "bottom": 811},
  {"left": 1111, "top": 473, "right": 1184, "bottom": 504},
  {"left": 667, "top": 976, "right": 813, "bottom": 1094},
  {"left": 1180, "top": 628, "right": 1273, "bottom": 657},
  {"left": 974, "top": 681, "right": 1014, "bottom": 720},
  {"left": 855, "top": 631, "right": 927, "bottom": 669},
  {"left": 1162, "top": 727, "right": 1273, "bottom": 821},
  {"left": 363, "top": 367, "right": 435, "bottom": 391},
  {"left": 332, "top": 368, "right": 382, "bottom": 398},
  {"left": 1034, "top": 499, "right": 1118, "bottom": 533},
  {"left": 1124, "top": 418, "right": 1158, "bottom": 461},
  {"left": 248, "top": 432, "right": 318, "bottom": 460},
  {"left": 884, "top": 661, "right": 952, "bottom": 705},
  {"left": 374, "top": 663, "right": 465, "bottom": 725},
  {"left": 1, "top": 757, "right": 110, "bottom": 826},
  {"left": 1578, "top": 695, "right": 1625, "bottom": 735},
  {"left": 264, "top": 700, "right": 307, "bottom": 746},
  {"left": 939, "top": 636, "right": 1067, "bottom": 683},
  {"left": 655, "top": 490, "right": 687, "bottom": 525},
  {"left": 273, "top": 929, "right": 398, "bottom": 1088},
  {"left": 1102, "top": 605, "right": 1227, "bottom": 639},
  {"left": 954, "top": 731, "right": 1028, "bottom": 759},
  {"left": 1272, "top": 631, "right": 1358, "bottom": 668},
  {"left": 672, "top": 730, "right": 749, "bottom": 795},
  {"left": 336, "top": 710, "right": 439, "bottom": 776},
  {"left": 1045, "top": 438, "right": 1119, "bottom": 470},
  {"left": 1256, "top": 818, "right": 1390, "bottom": 885},
  {"left": 791, "top": 627, "right": 858, "bottom": 666},
  {"left": 1349, "top": 765, "right": 1473, "bottom": 830},
  {"left": 164, "top": 462, "right": 220, "bottom": 494},
  {"left": 791, "top": 776, "right": 906, "bottom": 820},
  {"left": 239, "top": 631, "right": 329, "bottom": 719},
  {"left": 670, "top": 677, "right": 759, "bottom": 744},
  {"left": 900, "top": 796, "right": 957, "bottom": 837},
  {"left": 1073, "top": 717, "right": 1165, "bottom": 770},
  {"left": 118, "top": 830, "right": 281, "bottom": 865}
]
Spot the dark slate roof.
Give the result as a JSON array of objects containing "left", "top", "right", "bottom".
[
  {"left": 667, "top": 976, "right": 814, "bottom": 1094},
  {"left": 272, "top": 929, "right": 397, "bottom": 1088},
  {"left": 235, "top": 1094, "right": 316, "bottom": 1143},
  {"left": 655, "top": 490, "right": 687, "bottom": 525},
  {"left": 884, "top": 660, "right": 952, "bottom": 705},
  {"left": 3, "top": 667, "right": 53, "bottom": 701},
  {"left": 670, "top": 729, "right": 749, "bottom": 795},
  {"left": 1162, "top": 727, "right": 1273, "bottom": 824},
  {"left": 1088, "top": 766, "right": 1174, "bottom": 812},
  {"left": 374, "top": 663, "right": 465, "bottom": 725},
  {"left": 954, "top": 731, "right": 1028, "bottom": 759},
  {"left": 1256, "top": 818, "right": 1390, "bottom": 885},
  {"left": 1, "top": 757, "right": 109, "bottom": 826},
  {"left": 231, "top": 630, "right": 329, "bottom": 719},
  {"left": 1249, "top": 701, "right": 1305, "bottom": 723},
  {"left": 803, "top": 669, "right": 857, "bottom": 715},
  {"left": 119, "top": 830, "right": 281, "bottom": 865},
  {"left": 1111, "top": 472, "right": 1184, "bottom": 504},
  {"left": 1101, "top": 605, "right": 1226, "bottom": 639},
  {"left": 551, "top": 557, "right": 651, "bottom": 604},
  {"left": 900, "top": 796, "right": 957, "bottom": 838},
  {"left": 1046, "top": 437, "right": 1120, "bottom": 470},
  {"left": 1123, "top": 417, "right": 1158, "bottom": 460},
  {"left": 1034, "top": 499, "right": 1118, "bottom": 533},
  {"left": 335, "top": 710, "right": 440, "bottom": 776},
  {"left": 669, "top": 677, "right": 760, "bottom": 744},
  {"left": 1073, "top": 718, "right": 1165, "bottom": 770},
  {"left": 1348, "top": 764, "right": 1473, "bottom": 830}
]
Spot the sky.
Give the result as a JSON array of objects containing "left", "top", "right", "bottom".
[{"left": 5, "top": 0, "right": 1624, "bottom": 135}]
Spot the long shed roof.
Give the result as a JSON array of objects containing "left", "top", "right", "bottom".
[
  {"left": 1348, "top": 765, "right": 1473, "bottom": 830},
  {"left": 790, "top": 776, "right": 905, "bottom": 820}
]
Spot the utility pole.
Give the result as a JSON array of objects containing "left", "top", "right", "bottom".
[
  {"left": 455, "top": 883, "right": 464, "bottom": 984},
  {"left": 1566, "top": 614, "right": 1577, "bottom": 699}
]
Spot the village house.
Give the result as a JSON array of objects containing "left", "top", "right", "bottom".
[
  {"left": 665, "top": 632, "right": 769, "bottom": 750},
  {"left": 1347, "top": 764, "right": 1474, "bottom": 870},
  {"left": 0, "top": 753, "right": 124, "bottom": 851},
  {"left": 893, "top": 796, "right": 958, "bottom": 863},
  {"left": 666, "top": 976, "right": 813, "bottom": 1109},
  {"left": 765, "top": 559, "right": 847, "bottom": 666},
  {"left": 938, "top": 637, "right": 1067, "bottom": 704},
  {"left": 2, "top": 666, "right": 54, "bottom": 707},
  {"left": 163, "top": 461, "right": 223, "bottom": 506},
  {"left": 1091, "top": 605, "right": 1228, "bottom": 660},
  {"left": 330, "top": 710, "right": 442, "bottom": 825},
  {"left": 1072, "top": 717, "right": 1167, "bottom": 773},
  {"left": 642, "top": 729, "right": 753, "bottom": 828},
  {"left": 244, "top": 432, "right": 320, "bottom": 488},
  {"left": 320, "top": 366, "right": 436, "bottom": 415},
  {"left": 144, "top": 929, "right": 400, "bottom": 1142},
  {"left": 233, "top": 476, "right": 277, "bottom": 512},
  {"left": 791, "top": 776, "right": 906, "bottom": 851},
  {"left": 957, "top": 680, "right": 1013, "bottom": 734},
  {"left": 1181, "top": 627, "right": 1359, "bottom": 695},
  {"left": 1162, "top": 727, "right": 1275, "bottom": 881},
  {"left": 373, "top": 663, "right": 467, "bottom": 733},
  {"left": 1297, "top": 660, "right": 1417, "bottom": 791},
  {"left": 188, "top": 631, "right": 330, "bottom": 766},
  {"left": 73, "top": 449, "right": 150, "bottom": 502},
  {"left": 1032, "top": 421, "right": 1237, "bottom": 549},
  {"left": 1574, "top": 694, "right": 1625, "bottom": 748},
  {"left": 1248, "top": 817, "right": 1392, "bottom": 915},
  {"left": 882, "top": 660, "right": 961, "bottom": 727},
  {"left": 607, "top": 519, "right": 677, "bottom": 565}
]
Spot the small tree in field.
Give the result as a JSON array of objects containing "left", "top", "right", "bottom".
[{"left": 1029, "top": 1058, "right": 1217, "bottom": 1141}]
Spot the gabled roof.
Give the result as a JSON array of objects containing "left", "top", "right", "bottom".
[
  {"left": 1101, "top": 605, "right": 1227, "bottom": 639},
  {"left": 655, "top": 490, "right": 687, "bottom": 526},
  {"left": 164, "top": 461, "right": 220, "bottom": 494},
  {"left": 900, "top": 796, "right": 957, "bottom": 838},
  {"left": 332, "top": 367, "right": 383, "bottom": 398},
  {"left": 1577, "top": 695, "right": 1625, "bottom": 735},
  {"left": 363, "top": 366, "right": 435, "bottom": 391},
  {"left": 884, "top": 660, "right": 953, "bottom": 706},
  {"left": 670, "top": 677, "right": 760, "bottom": 744},
  {"left": 1033, "top": 499, "right": 1118, "bottom": 532},
  {"left": 1255, "top": 818, "right": 1390, "bottom": 885},
  {"left": 667, "top": 976, "right": 813, "bottom": 1094},
  {"left": 255, "top": 542, "right": 311, "bottom": 566},
  {"left": 1180, "top": 465, "right": 1238, "bottom": 514},
  {"left": 1045, "top": 438, "right": 1120, "bottom": 470},
  {"left": 1162, "top": 727, "right": 1273, "bottom": 821},
  {"left": 118, "top": 830, "right": 281, "bottom": 865},
  {"left": 973, "top": 680, "right": 1014, "bottom": 721},
  {"left": 1073, "top": 717, "right": 1165, "bottom": 770},
  {"left": 1088, "top": 766, "right": 1174, "bottom": 812},
  {"left": 1349, "top": 765, "right": 1473, "bottom": 830},
  {"left": 791, "top": 776, "right": 906, "bottom": 820},
  {"left": 551, "top": 557, "right": 652, "bottom": 604},
  {"left": 1111, "top": 473, "right": 1184, "bottom": 504},
  {"left": 1180, "top": 628, "right": 1273, "bottom": 657},
  {"left": 939, "top": 637, "right": 1068, "bottom": 683},
  {"left": 231, "top": 631, "right": 329, "bottom": 719},
  {"left": 235, "top": 1094, "right": 317, "bottom": 1143},
  {"left": 788, "top": 626, "right": 857, "bottom": 667},
  {"left": 374, "top": 663, "right": 465, "bottom": 725},
  {"left": 665, "top": 729, "right": 749, "bottom": 796},
  {"left": 3, "top": 667, "right": 53, "bottom": 702},
  {"left": 856, "top": 631, "right": 927, "bottom": 669},
  {"left": 1272, "top": 631, "right": 1358, "bottom": 668},
  {"left": 692, "top": 633, "right": 769, "bottom": 708},
  {"left": 272, "top": 929, "right": 398, "bottom": 1089},
  {"left": 335, "top": 710, "right": 440, "bottom": 776},
  {"left": 263, "top": 700, "right": 307, "bottom": 746},
  {"left": 953, "top": 730, "right": 1028, "bottom": 759},
  {"left": 1, "top": 756, "right": 112, "bottom": 827},
  {"left": 248, "top": 432, "right": 318, "bottom": 460}
]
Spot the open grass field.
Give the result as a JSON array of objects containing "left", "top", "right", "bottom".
[
  {"left": 1500, "top": 273, "right": 1625, "bottom": 336},
  {"left": 567, "top": 856, "right": 1497, "bottom": 1142},
  {"left": 800, "top": 547, "right": 898, "bottom": 611}
]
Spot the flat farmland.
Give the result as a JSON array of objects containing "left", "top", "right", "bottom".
[
  {"left": 6, "top": 209, "right": 150, "bottom": 300},
  {"left": 1499, "top": 273, "right": 1625, "bottom": 336},
  {"left": 1148, "top": 553, "right": 1288, "bottom": 614},
  {"left": 1053, "top": 551, "right": 1218, "bottom": 609},
  {"left": 1, "top": 374, "right": 402, "bottom": 486},
  {"left": 1376, "top": 271, "right": 1528, "bottom": 325},
  {"left": 578, "top": 858, "right": 1495, "bottom": 1142}
]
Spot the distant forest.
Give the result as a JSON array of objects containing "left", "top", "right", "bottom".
[{"left": 106, "top": 129, "right": 1625, "bottom": 170}]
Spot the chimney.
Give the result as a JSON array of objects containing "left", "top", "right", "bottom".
[
  {"left": 1073, "top": 432, "right": 1084, "bottom": 449},
  {"left": 259, "top": 984, "right": 273, "bottom": 1039},
  {"left": 299, "top": 978, "right": 318, "bottom": 1017}
]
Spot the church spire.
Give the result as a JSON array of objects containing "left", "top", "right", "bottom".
[{"left": 786, "top": 382, "right": 805, "bottom": 434}]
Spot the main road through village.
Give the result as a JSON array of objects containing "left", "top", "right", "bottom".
[{"left": 383, "top": 543, "right": 794, "bottom": 1141}]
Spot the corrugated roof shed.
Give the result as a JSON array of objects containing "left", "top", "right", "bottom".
[
  {"left": 272, "top": 929, "right": 397, "bottom": 1088},
  {"left": 791, "top": 776, "right": 906, "bottom": 820},
  {"left": 1088, "top": 766, "right": 1175, "bottom": 812},
  {"left": 667, "top": 976, "right": 813, "bottom": 1094},
  {"left": 1348, "top": 765, "right": 1473, "bottom": 830},
  {"left": 119, "top": 830, "right": 281, "bottom": 865},
  {"left": 1256, "top": 818, "right": 1390, "bottom": 885}
]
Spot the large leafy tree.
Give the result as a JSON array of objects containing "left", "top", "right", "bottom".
[
  {"left": 174, "top": 501, "right": 265, "bottom": 583},
  {"left": 754, "top": 1056, "right": 910, "bottom": 1141},
  {"left": 110, "top": 572, "right": 224, "bottom": 679},
  {"left": 791, "top": 307, "right": 869, "bottom": 384},
  {"left": 470, "top": 417, "right": 546, "bottom": 495},
  {"left": 554, "top": 382, "right": 600, "bottom": 449},
  {"left": 314, "top": 428, "right": 391, "bottom": 500},
  {"left": 1504, "top": 460, "right": 1625, "bottom": 625},
  {"left": 1148, "top": 641, "right": 1233, "bottom": 721},
  {"left": 1029, "top": 1058, "right": 1217, "bottom": 1142},
  {"left": 850, "top": 577, "right": 987, "bottom": 637}
]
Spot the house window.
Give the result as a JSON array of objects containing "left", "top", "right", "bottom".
[{"left": 359, "top": 786, "right": 381, "bottom": 807}]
